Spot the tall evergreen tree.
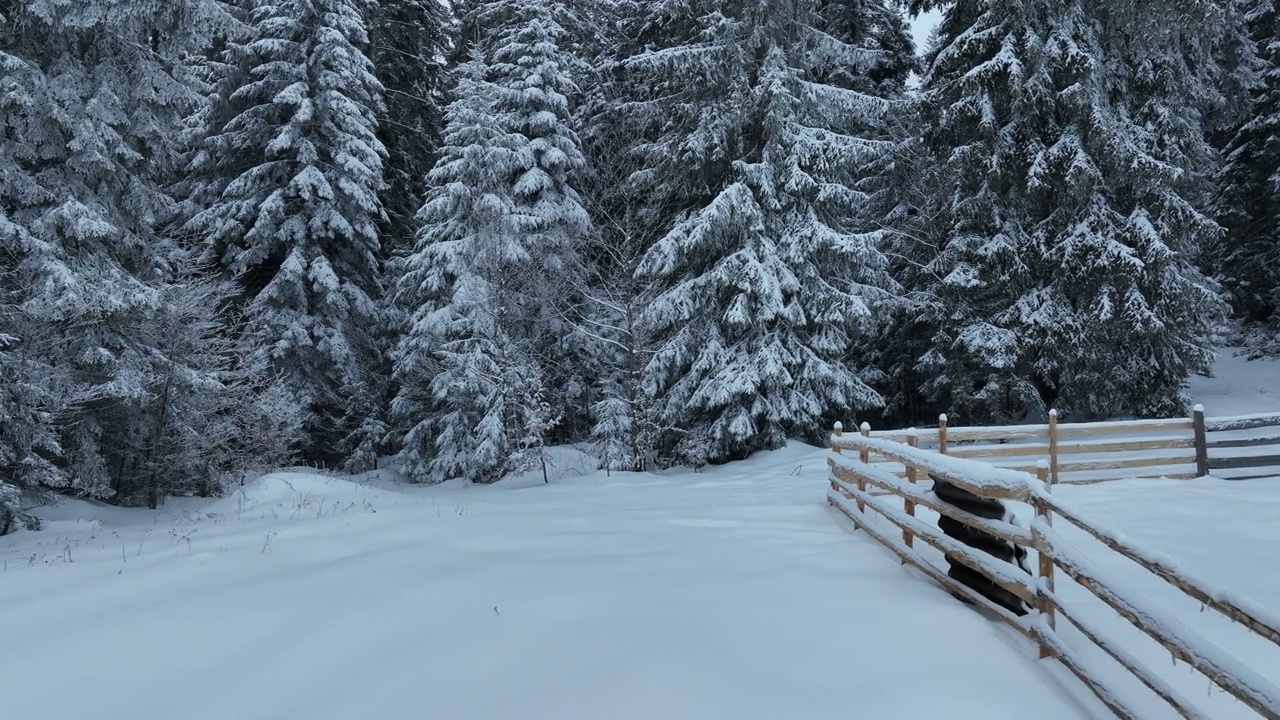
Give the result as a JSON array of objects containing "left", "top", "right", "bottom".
[
  {"left": 391, "top": 1, "right": 592, "bottom": 484},
  {"left": 367, "top": 0, "right": 455, "bottom": 255},
  {"left": 619, "top": 0, "right": 901, "bottom": 465},
  {"left": 571, "top": 0, "right": 663, "bottom": 471},
  {"left": 1213, "top": 0, "right": 1280, "bottom": 353},
  {"left": 183, "top": 0, "right": 389, "bottom": 463},
  {"left": 902, "top": 0, "right": 1224, "bottom": 424},
  {"left": 0, "top": 0, "right": 295, "bottom": 519}
]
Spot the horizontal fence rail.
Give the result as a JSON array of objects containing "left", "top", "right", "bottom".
[
  {"left": 853, "top": 405, "right": 1280, "bottom": 485},
  {"left": 1204, "top": 412, "right": 1280, "bottom": 479},
  {"left": 827, "top": 426, "right": 1280, "bottom": 720}
]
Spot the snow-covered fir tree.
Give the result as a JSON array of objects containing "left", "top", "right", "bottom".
[
  {"left": 366, "top": 0, "right": 456, "bottom": 254},
  {"left": 183, "top": 0, "right": 389, "bottom": 463},
  {"left": 392, "top": 1, "right": 592, "bottom": 484},
  {"left": 817, "top": 0, "right": 917, "bottom": 95},
  {"left": 1214, "top": 0, "right": 1280, "bottom": 354},
  {"left": 617, "top": 0, "right": 902, "bottom": 465},
  {"left": 571, "top": 0, "right": 663, "bottom": 472},
  {"left": 902, "top": 0, "right": 1225, "bottom": 423},
  {"left": 0, "top": 0, "right": 297, "bottom": 518},
  {"left": 0, "top": 316, "right": 59, "bottom": 534}
]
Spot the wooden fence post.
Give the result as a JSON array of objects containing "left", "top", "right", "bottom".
[
  {"left": 938, "top": 413, "right": 949, "bottom": 455},
  {"left": 1048, "top": 409, "right": 1060, "bottom": 486},
  {"left": 1033, "top": 461, "right": 1055, "bottom": 660},
  {"left": 904, "top": 435, "right": 918, "bottom": 551},
  {"left": 1192, "top": 405, "right": 1209, "bottom": 477},
  {"left": 857, "top": 422, "right": 871, "bottom": 513},
  {"left": 830, "top": 423, "right": 842, "bottom": 496}
]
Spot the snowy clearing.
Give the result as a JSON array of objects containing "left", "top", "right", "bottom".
[
  {"left": 3, "top": 350, "right": 1277, "bottom": 719},
  {"left": 2, "top": 444, "right": 1107, "bottom": 720},
  {"left": 1189, "top": 349, "right": 1280, "bottom": 417}
]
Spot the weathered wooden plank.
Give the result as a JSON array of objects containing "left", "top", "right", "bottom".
[
  {"left": 1205, "top": 413, "right": 1280, "bottom": 432},
  {"left": 829, "top": 461, "right": 1033, "bottom": 546},
  {"left": 1026, "top": 624, "right": 1148, "bottom": 720},
  {"left": 1214, "top": 471, "right": 1280, "bottom": 481},
  {"left": 944, "top": 426, "right": 1048, "bottom": 442},
  {"left": 826, "top": 491, "right": 1033, "bottom": 633},
  {"left": 947, "top": 443, "right": 1050, "bottom": 459},
  {"left": 1038, "top": 530, "right": 1280, "bottom": 720},
  {"left": 1055, "top": 454, "right": 1197, "bottom": 473},
  {"left": 831, "top": 482, "right": 1037, "bottom": 605},
  {"left": 1209, "top": 454, "right": 1280, "bottom": 470},
  {"left": 1042, "top": 603, "right": 1208, "bottom": 720},
  {"left": 830, "top": 435, "right": 1034, "bottom": 500},
  {"left": 1053, "top": 418, "right": 1194, "bottom": 440},
  {"left": 997, "top": 454, "right": 1195, "bottom": 475},
  {"left": 952, "top": 437, "right": 1195, "bottom": 459},
  {"left": 1207, "top": 434, "right": 1280, "bottom": 450},
  {"left": 1058, "top": 437, "right": 1195, "bottom": 455},
  {"left": 1056, "top": 473, "right": 1199, "bottom": 485},
  {"left": 1040, "top": 491, "right": 1280, "bottom": 650}
]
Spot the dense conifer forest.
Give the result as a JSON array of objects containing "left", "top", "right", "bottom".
[{"left": 2, "top": 0, "right": 1275, "bottom": 531}]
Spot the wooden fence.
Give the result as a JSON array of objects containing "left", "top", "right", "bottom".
[
  {"left": 828, "top": 427, "right": 1280, "bottom": 719},
  {"left": 852, "top": 407, "right": 1280, "bottom": 484},
  {"left": 1205, "top": 412, "right": 1280, "bottom": 480}
]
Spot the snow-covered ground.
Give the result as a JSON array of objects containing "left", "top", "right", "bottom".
[
  {"left": 2, "top": 348, "right": 1276, "bottom": 720},
  {"left": 1189, "top": 347, "right": 1280, "bottom": 417},
  {"left": 3, "top": 445, "right": 1110, "bottom": 720}
]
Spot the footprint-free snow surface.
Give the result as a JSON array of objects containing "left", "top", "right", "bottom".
[
  {"left": 2, "top": 443, "right": 1108, "bottom": 720},
  {"left": 6, "top": 343, "right": 1278, "bottom": 720}
]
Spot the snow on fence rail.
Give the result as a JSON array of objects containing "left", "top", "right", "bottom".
[
  {"left": 1204, "top": 412, "right": 1280, "bottom": 479},
  {"left": 827, "top": 425, "right": 1280, "bottom": 720},
  {"left": 855, "top": 406, "right": 1280, "bottom": 484}
]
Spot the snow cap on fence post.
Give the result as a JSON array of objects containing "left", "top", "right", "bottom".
[{"left": 858, "top": 422, "right": 871, "bottom": 467}]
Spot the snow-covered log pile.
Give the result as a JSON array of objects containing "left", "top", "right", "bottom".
[{"left": 828, "top": 427, "right": 1280, "bottom": 720}]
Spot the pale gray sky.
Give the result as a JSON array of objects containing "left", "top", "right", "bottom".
[{"left": 910, "top": 8, "right": 943, "bottom": 54}]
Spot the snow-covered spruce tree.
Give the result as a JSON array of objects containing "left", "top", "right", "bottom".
[
  {"left": 1213, "top": 0, "right": 1280, "bottom": 353},
  {"left": 0, "top": 0, "right": 297, "bottom": 511},
  {"left": 817, "top": 0, "right": 921, "bottom": 428},
  {"left": 1207, "top": 0, "right": 1268, "bottom": 142},
  {"left": 0, "top": 305, "right": 60, "bottom": 534},
  {"left": 354, "top": 1, "right": 457, "bottom": 471},
  {"left": 392, "top": 2, "right": 592, "bottom": 484},
  {"left": 907, "top": 0, "right": 1225, "bottom": 423},
  {"left": 366, "top": 0, "right": 456, "bottom": 255},
  {"left": 184, "top": 0, "right": 389, "bottom": 464},
  {"left": 577, "top": 104, "right": 664, "bottom": 474},
  {"left": 816, "top": 0, "right": 917, "bottom": 95},
  {"left": 620, "top": 0, "right": 901, "bottom": 466},
  {"left": 567, "top": 1, "right": 663, "bottom": 472}
]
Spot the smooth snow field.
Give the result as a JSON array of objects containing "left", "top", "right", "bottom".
[
  {"left": 2, "top": 444, "right": 1109, "bottom": 720},
  {"left": 3, "top": 348, "right": 1277, "bottom": 720}
]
